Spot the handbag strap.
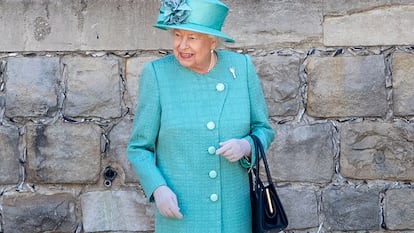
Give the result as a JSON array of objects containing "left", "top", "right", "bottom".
[{"left": 251, "top": 134, "right": 274, "bottom": 185}]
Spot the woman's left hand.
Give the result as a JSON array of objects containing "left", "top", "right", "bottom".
[{"left": 216, "top": 138, "right": 251, "bottom": 162}]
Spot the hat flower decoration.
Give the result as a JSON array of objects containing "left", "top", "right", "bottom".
[
  {"left": 155, "top": 0, "right": 235, "bottom": 42},
  {"left": 161, "top": 0, "right": 192, "bottom": 25}
]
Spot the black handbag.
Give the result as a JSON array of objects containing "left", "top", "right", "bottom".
[{"left": 249, "top": 135, "right": 288, "bottom": 233}]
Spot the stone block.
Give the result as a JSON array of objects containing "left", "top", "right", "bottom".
[
  {"left": 384, "top": 189, "right": 414, "bottom": 230},
  {"left": 81, "top": 190, "right": 153, "bottom": 232},
  {"left": 392, "top": 52, "right": 414, "bottom": 116},
  {"left": 107, "top": 117, "right": 137, "bottom": 183},
  {"left": 79, "top": 0, "right": 168, "bottom": 50},
  {"left": 341, "top": 121, "right": 414, "bottom": 180},
  {"left": 5, "top": 57, "right": 60, "bottom": 118},
  {"left": 62, "top": 56, "right": 122, "bottom": 119},
  {"left": 323, "top": 0, "right": 414, "bottom": 15},
  {"left": 125, "top": 55, "right": 162, "bottom": 114},
  {"left": 269, "top": 123, "right": 334, "bottom": 183},
  {"left": 306, "top": 55, "right": 387, "bottom": 118},
  {"left": 223, "top": 0, "right": 323, "bottom": 47},
  {"left": 0, "top": 0, "right": 79, "bottom": 51},
  {"left": 2, "top": 192, "right": 77, "bottom": 233},
  {"left": 277, "top": 187, "right": 319, "bottom": 229},
  {"left": 322, "top": 186, "right": 381, "bottom": 231},
  {"left": 0, "top": 0, "right": 169, "bottom": 51},
  {"left": 0, "top": 124, "right": 20, "bottom": 184},
  {"left": 25, "top": 122, "right": 102, "bottom": 183},
  {"left": 324, "top": 5, "right": 414, "bottom": 46},
  {"left": 253, "top": 54, "right": 301, "bottom": 117}
]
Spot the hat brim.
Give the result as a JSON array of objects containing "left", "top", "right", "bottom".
[{"left": 154, "top": 23, "right": 235, "bottom": 43}]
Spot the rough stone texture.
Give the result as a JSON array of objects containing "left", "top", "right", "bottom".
[
  {"left": 384, "top": 189, "right": 414, "bottom": 230},
  {"left": 125, "top": 55, "right": 161, "bottom": 113},
  {"left": 306, "top": 55, "right": 387, "bottom": 118},
  {"left": 392, "top": 52, "right": 414, "bottom": 116},
  {"left": 269, "top": 123, "right": 334, "bottom": 183},
  {"left": 107, "top": 117, "right": 137, "bottom": 183},
  {"left": 2, "top": 192, "right": 77, "bottom": 233},
  {"left": 322, "top": 186, "right": 381, "bottom": 231},
  {"left": 341, "top": 121, "right": 414, "bottom": 181},
  {"left": 0, "top": 0, "right": 169, "bottom": 51},
  {"left": 223, "top": 0, "right": 324, "bottom": 47},
  {"left": 79, "top": 0, "right": 167, "bottom": 51},
  {"left": 0, "top": 124, "right": 20, "bottom": 184},
  {"left": 62, "top": 56, "right": 122, "bottom": 119},
  {"left": 324, "top": 5, "right": 414, "bottom": 46},
  {"left": 81, "top": 190, "right": 154, "bottom": 232},
  {"left": 253, "top": 54, "right": 301, "bottom": 117},
  {"left": 0, "top": 0, "right": 79, "bottom": 51},
  {"left": 323, "top": 0, "right": 414, "bottom": 15},
  {"left": 277, "top": 187, "right": 319, "bottom": 230},
  {"left": 25, "top": 122, "right": 102, "bottom": 183},
  {"left": 5, "top": 57, "right": 60, "bottom": 118},
  {"left": 1, "top": 1, "right": 412, "bottom": 50}
]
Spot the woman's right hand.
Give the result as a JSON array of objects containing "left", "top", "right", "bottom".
[{"left": 153, "top": 185, "right": 183, "bottom": 219}]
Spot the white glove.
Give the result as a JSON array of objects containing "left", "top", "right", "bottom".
[
  {"left": 216, "top": 138, "right": 251, "bottom": 162},
  {"left": 153, "top": 185, "right": 183, "bottom": 219}
]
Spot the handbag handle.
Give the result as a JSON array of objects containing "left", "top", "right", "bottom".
[{"left": 251, "top": 134, "right": 274, "bottom": 186}]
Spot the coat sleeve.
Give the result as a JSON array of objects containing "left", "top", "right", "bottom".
[
  {"left": 127, "top": 61, "right": 166, "bottom": 201},
  {"left": 240, "top": 54, "right": 275, "bottom": 169}
]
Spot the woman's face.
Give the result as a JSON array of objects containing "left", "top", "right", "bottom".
[{"left": 172, "top": 29, "right": 217, "bottom": 74}]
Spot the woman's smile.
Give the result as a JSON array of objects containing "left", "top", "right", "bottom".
[{"left": 179, "top": 52, "right": 193, "bottom": 59}]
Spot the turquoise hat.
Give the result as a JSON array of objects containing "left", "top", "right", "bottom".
[{"left": 154, "top": 0, "right": 235, "bottom": 43}]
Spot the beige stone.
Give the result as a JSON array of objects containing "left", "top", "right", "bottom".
[
  {"left": 341, "top": 121, "right": 414, "bottom": 180},
  {"left": 306, "top": 55, "right": 387, "bottom": 118},
  {"left": 324, "top": 5, "right": 414, "bottom": 46},
  {"left": 81, "top": 190, "right": 153, "bottom": 232},
  {"left": 392, "top": 52, "right": 414, "bottom": 116}
]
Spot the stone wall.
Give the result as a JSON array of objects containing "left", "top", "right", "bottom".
[{"left": 0, "top": 0, "right": 413, "bottom": 232}]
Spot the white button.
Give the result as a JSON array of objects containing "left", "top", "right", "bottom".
[
  {"left": 206, "top": 121, "right": 215, "bottom": 130},
  {"left": 210, "top": 194, "right": 218, "bottom": 202},
  {"left": 216, "top": 83, "right": 225, "bottom": 92},
  {"left": 209, "top": 170, "right": 217, "bottom": 178},
  {"left": 208, "top": 146, "right": 216, "bottom": 155}
]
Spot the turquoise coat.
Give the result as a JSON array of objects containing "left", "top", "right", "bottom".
[{"left": 127, "top": 50, "right": 275, "bottom": 233}]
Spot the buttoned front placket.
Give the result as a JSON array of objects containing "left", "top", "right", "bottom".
[
  {"left": 206, "top": 118, "right": 219, "bottom": 203},
  {"left": 204, "top": 79, "right": 228, "bottom": 230}
]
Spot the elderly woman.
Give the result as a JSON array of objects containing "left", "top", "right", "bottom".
[{"left": 127, "top": 0, "right": 275, "bottom": 232}]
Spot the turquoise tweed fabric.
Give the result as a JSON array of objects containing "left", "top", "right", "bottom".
[{"left": 127, "top": 50, "right": 275, "bottom": 233}]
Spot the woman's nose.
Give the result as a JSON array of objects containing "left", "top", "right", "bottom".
[{"left": 179, "top": 38, "right": 188, "bottom": 49}]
